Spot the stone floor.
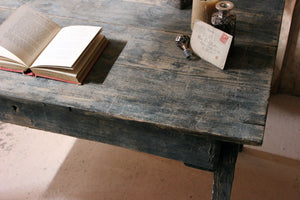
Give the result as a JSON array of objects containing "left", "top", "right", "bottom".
[{"left": 0, "top": 94, "right": 300, "bottom": 200}]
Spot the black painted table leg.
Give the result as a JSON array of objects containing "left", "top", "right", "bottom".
[{"left": 212, "top": 142, "right": 239, "bottom": 200}]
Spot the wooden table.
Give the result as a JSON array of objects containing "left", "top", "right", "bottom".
[{"left": 0, "top": 0, "right": 284, "bottom": 199}]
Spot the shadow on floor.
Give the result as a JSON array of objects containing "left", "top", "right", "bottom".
[
  {"left": 42, "top": 139, "right": 212, "bottom": 200},
  {"left": 41, "top": 139, "right": 300, "bottom": 200}
]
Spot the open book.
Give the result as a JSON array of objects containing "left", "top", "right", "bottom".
[{"left": 0, "top": 4, "right": 108, "bottom": 84}]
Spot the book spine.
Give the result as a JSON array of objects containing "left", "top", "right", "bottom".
[
  {"left": 34, "top": 74, "right": 81, "bottom": 84},
  {"left": 0, "top": 66, "right": 37, "bottom": 77},
  {"left": 0, "top": 66, "right": 24, "bottom": 73},
  {"left": 0, "top": 66, "right": 79, "bottom": 84}
]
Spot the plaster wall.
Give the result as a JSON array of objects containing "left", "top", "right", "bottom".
[{"left": 277, "top": 0, "right": 300, "bottom": 95}]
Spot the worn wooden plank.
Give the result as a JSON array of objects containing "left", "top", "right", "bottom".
[
  {"left": 0, "top": 0, "right": 31, "bottom": 8},
  {"left": 0, "top": 23, "right": 268, "bottom": 144},
  {"left": 0, "top": 0, "right": 284, "bottom": 47},
  {"left": 233, "top": 0, "right": 284, "bottom": 46},
  {"left": 8, "top": 0, "right": 282, "bottom": 46},
  {"left": 0, "top": 0, "right": 284, "bottom": 145},
  {"left": 166, "top": 0, "right": 192, "bottom": 9},
  {"left": 0, "top": 0, "right": 284, "bottom": 144},
  {"left": 27, "top": 0, "right": 192, "bottom": 34},
  {"left": 0, "top": 95, "right": 220, "bottom": 171},
  {"left": 212, "top": 142, "right": 239, "bottom": 200}
]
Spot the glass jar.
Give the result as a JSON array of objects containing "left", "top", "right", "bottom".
[{"left": 211, "top": 1, "right": 236, "bottom": 36}]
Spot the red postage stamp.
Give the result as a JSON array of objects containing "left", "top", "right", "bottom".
[{"left": 220, "top": 33, "right": 229, "bottom": 44}]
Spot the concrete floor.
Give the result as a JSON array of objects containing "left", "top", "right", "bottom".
[{"left": 1, "top": 94, "right": 300, "bottom": 200}]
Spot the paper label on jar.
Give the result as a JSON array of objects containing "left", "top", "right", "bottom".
[{"left": 191, "top": 20, "right": 233, "bottom": 70}]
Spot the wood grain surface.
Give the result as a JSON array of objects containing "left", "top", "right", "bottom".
[
  {"left": 0, "top": 0, "right": 284, "bottom": 146},
  {"left": 167, "top": 0, "right": 192, "bottom": 9},
  {"left": 212, "top": 142, "right": 239, "bottom": 200}
]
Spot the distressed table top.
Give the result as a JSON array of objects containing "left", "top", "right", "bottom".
[{"left": 0, "top": 0, "right": 284, "bottom": 145}]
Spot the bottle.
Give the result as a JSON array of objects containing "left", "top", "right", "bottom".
[{"left": 211, "top": 1, "right": 236, "bottom": 36}]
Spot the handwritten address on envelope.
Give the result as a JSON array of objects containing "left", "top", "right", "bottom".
[{"left": 191, "top": 20, "right": 233, "bottom": 70}]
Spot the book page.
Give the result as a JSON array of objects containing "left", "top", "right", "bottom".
[
  {"left": 30, "top": 34, "right": 107, "bottom": 83},
  {"left": 0, "top": 4, "right": 61, "bottom": 67},
  {"left": 0, "top": 46, "right": 26, "bottom": 66},
  {"left": 31, "top": 26, "right": 101, "bottom": 69}
]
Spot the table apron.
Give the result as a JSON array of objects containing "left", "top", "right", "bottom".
[{"left": 0, "top": 95, "right": 221, "bottom": 171}]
